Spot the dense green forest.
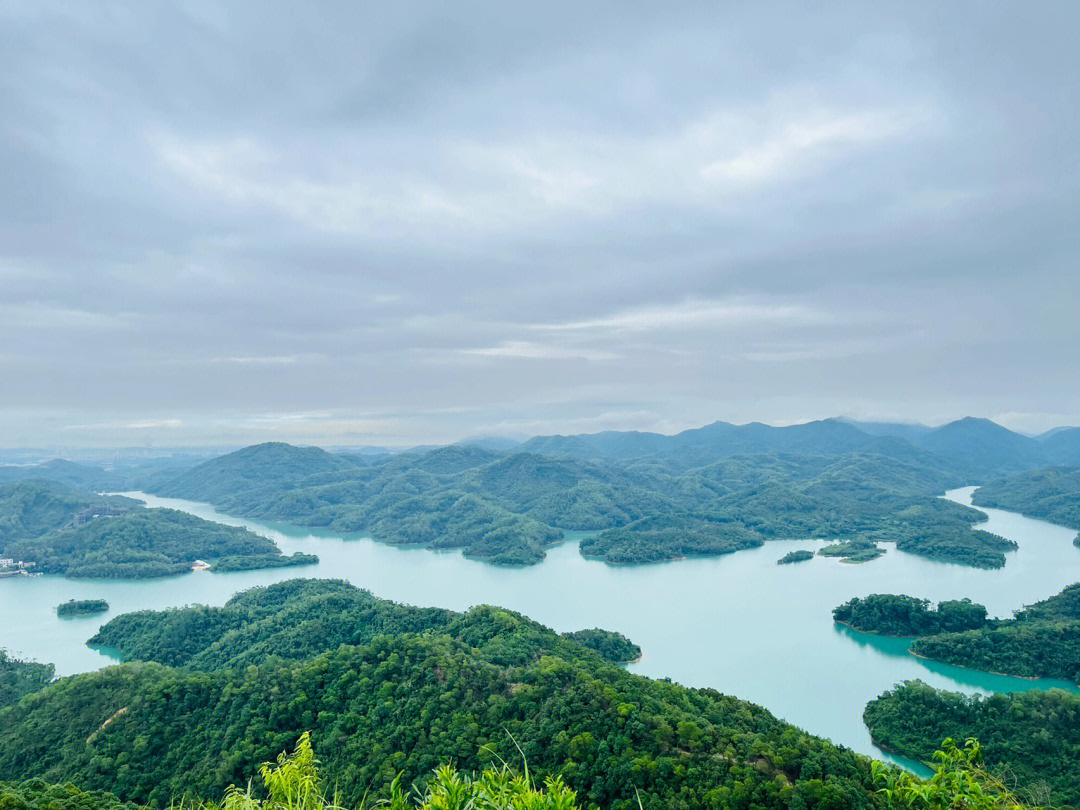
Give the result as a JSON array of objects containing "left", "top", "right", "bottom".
[
  {"left": 907, "top": 583, "right": 1080, "bottom": 684},
  {"left": 1, "top": 506, "right": 316, "bottom": 578},
  {"left": 973, "top": 468, "right": 1080, "bottom": 545},
  {"left": 0, "top": 650, "right": 54, "bottom": 709},
  {"left": 817, "top": 540, "right": 885, "bottom": 563},
  {"left": 2, "top": 581, "right": 883, "bottom": 809},
  {"left": 833, "top": 595, "right": 988, "bottom": 636},
  {"left": 559, "top": 629, "right": 641, "bottom": 663},
  {"left": 0, "top": 778, "right": 141, "bottom": 809},
  {"left": 777, "top": 549, "right": 814, "bottom": 564},
  {"left": 145, "top": 440, "right": 1014, "bottom": 568},
  {"left": 864, "top": 680, "right": 1080, "bottom": 808},
  {"left": 56, "top": 599, "right": 109, "bottom": 617},
  {"left": 0, "top": 734, "right": 1034, "bottom": 810},
  {"left": 0, "top": 480, "right": 135, "bottom": 546}
]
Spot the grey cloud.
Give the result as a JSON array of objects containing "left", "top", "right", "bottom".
[{"left": 1, "top": 1, "right": 1078, "bottom": 446}]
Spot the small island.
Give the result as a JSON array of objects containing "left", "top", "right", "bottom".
[
  {"left": 777, "top": 549, "right": 814, "bottom": 565},
  {"left": 818, "top": 539, "right": 885, "bottom": 563},
  {"left": 56, "top": 599, "right": 110, "bottom": 617}
]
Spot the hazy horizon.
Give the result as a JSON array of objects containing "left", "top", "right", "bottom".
[{"left": 4, "top": 2, "right": 1079, "bottom": 447}]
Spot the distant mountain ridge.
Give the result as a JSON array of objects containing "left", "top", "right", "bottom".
[{"left": 518, "top": 416, "right": 1074, "bottom": 472}]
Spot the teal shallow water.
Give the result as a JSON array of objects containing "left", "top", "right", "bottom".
[{"left": 2, "top": 486, "right": 1079, "bottom": 771}]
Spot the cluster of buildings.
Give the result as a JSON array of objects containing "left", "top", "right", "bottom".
[{"left": 0, "top": 558, "right": 38, "bottom": 578}]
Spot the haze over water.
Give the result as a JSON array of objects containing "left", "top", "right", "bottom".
[{"left": 3, "top": 486, "right": 1078, "bottom": 770}]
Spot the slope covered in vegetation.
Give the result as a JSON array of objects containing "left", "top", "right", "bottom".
[
  {"left": 0, "top": 480, "right": 134, "bottom": 546},
  {"left": 0, "top": 650, "right": 54, "bottom": 709},
  {"left": 908, "top": 583, "right": 1080, "bottom": 684},
  {"left": 864, "top": 680, "right": 1080, "bottom": 808},
  {"left": 1, "top": 583, "right": 881, "bottom": 810},
  {"left": 147, "top": 441, "right": 1012, "bottom": 568},
  {"left": 973, "top": 467, "right": 1080, "bottom": 541},
  {"left": 2, "top": 507, "right": 316, "bottom": 578}
]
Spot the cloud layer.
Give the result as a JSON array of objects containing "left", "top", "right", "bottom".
[{"left": 2, "top": 2, "right": 1079, "bottom": 446}]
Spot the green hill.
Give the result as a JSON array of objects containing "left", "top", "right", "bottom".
[
  {"left": 864, "top": 680, "right": 1080, "bottom": 808},
  {"left": 0, "top": 582, "right": 880, "bottom": 809},
  {"left": 2, "top": 507, "right": 316, "bottom": 578},
  {"left": 907, "top": 583, "right": 1080, "bottom": 684},
  {"left": 972, "top": 467, "right": 1080, "bottom": 532},
  {"left": 145, "top": 441, "right": 1013, "bottom": 568},
  {"left": 0, "top": 480, "right": 135, "bottom": 546}
]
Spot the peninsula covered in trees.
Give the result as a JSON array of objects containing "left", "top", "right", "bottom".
[
  {"left": 907, "top": 582, "right": 1080, "bottom": 684},
  {"left": 0, "top": 481, "right": 316, "bottom": 578},
  {"left": 973, "top": 467, "right": 1080, "bottom": 546},
  {"left": 833, "top": 594, "right": 989, "bottom": 636}
]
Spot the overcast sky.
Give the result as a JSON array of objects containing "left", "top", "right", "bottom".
[{"left": 2, "top": 2, "right": 1079, "bottom": 447}]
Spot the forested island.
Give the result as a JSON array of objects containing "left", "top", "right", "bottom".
[
  {"left": 907, "top": 582, "right": 1080, "bottom": 683},
  {"left": 0, "top": 480, "right": 316, "bottom": 578},
  {"left": 4, "top": 579, "right": 882, "bottom": 809},
  {"left": 833, "top": 594, "right": 988, "bottom": 636},
  {"left": 865, "top": 680, "right": 1080, "bottom": 808},
  {"left": 56, "top": 599, "right": 109, "bottom": 617},
  {"left": 777, "top": 549, "right": 814, "bottom": 564},
  {"left": 139, "top": 429, "right": 1018, "bottom": 568},
  {"left": 818, "top": 539, "right": 886, "bottom": 563}
]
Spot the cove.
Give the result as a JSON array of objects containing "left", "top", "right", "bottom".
[{"left": 2, "top": 486, "right": 1079, "bottom": 772}]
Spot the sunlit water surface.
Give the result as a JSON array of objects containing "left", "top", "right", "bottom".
[{"left": 3, "top": 486, "right": 1079, "bottom": 771}]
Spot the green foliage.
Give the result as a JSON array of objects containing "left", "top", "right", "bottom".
[
  {"left": 2, "top": 507, "right": 316, "bottom": 579},
  {"left": 150, "top": 440, "right": 1012, "bottom": 568},
  {"left": 777, "top": 549, "right": 815, "bottom": 564},
  {"left": 865, "top": 680, "right": 1080, "bottom": 807},
  {"left": 89, "top": 579, "right": 455, "bottom": 669},
  {"left": 973, "top": 468, "right": 1080, "bottom": 530},
  {"left": 0, "top": 650, "right": 54, "bottom": 709},
  {"left": 580, "top": 513, "right": 763, "bottom": 563},
  {"left": 819, "top": 540, "right": 885, "bottom": 563},
  {"left": 871, "top": 738, "right": 1040, "bottom": 810},
  {"left": 907, "top": 584, "right": 1080, "bottom": 684},
  {"left": 0, "top": 480, "right": 134, "bottom": 546},
  {"left": 560, "top": 629, "right": 640, "bottom": 663},
  {"left": 56, "top": 599, "right": 109, "bottom": 617},
  {"left": 0, "top": 778, "right": 140, "bottom": 809},
  {"left": 833, "top": 595, "right": 988, "bottom": 636},
  {"left": 0, "top": 583, "right": 882, "bottom": 809}
]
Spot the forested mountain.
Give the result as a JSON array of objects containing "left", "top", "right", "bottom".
[
  {"left": 911, "top": 417, "right": 1048, "bottom": 474},
  {"left": 0, "top": 583, "right": 881, "bottom": 809},
  {"left": 0, "top": 651, "right": 54, "bottom": 709},
  {"left": 153, "top": 442, "right": 363, "bottom": 503},
  {"left": 146, "top": 440, "right": 1013, "bottom": 567},
  {"left": 1, "top": 500, "right": 316, "bottom": 579},
  {"left": 972, "top": 467, "right": 1080, "bottom": 532},
  {"left": 907, "top": 583, "right": 1080, "bottom": 684},
  {"left": 864, "top": 680, "right": 1080, "bottom": 808}
]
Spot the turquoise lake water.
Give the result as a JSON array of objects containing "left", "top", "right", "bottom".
[{"left": 2, "top": 486, "right": 1078, "bottom": 771}]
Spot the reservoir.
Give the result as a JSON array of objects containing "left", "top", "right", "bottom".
[{"left": 2, "top": 486, "right": 1078, "bottom": 769}]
